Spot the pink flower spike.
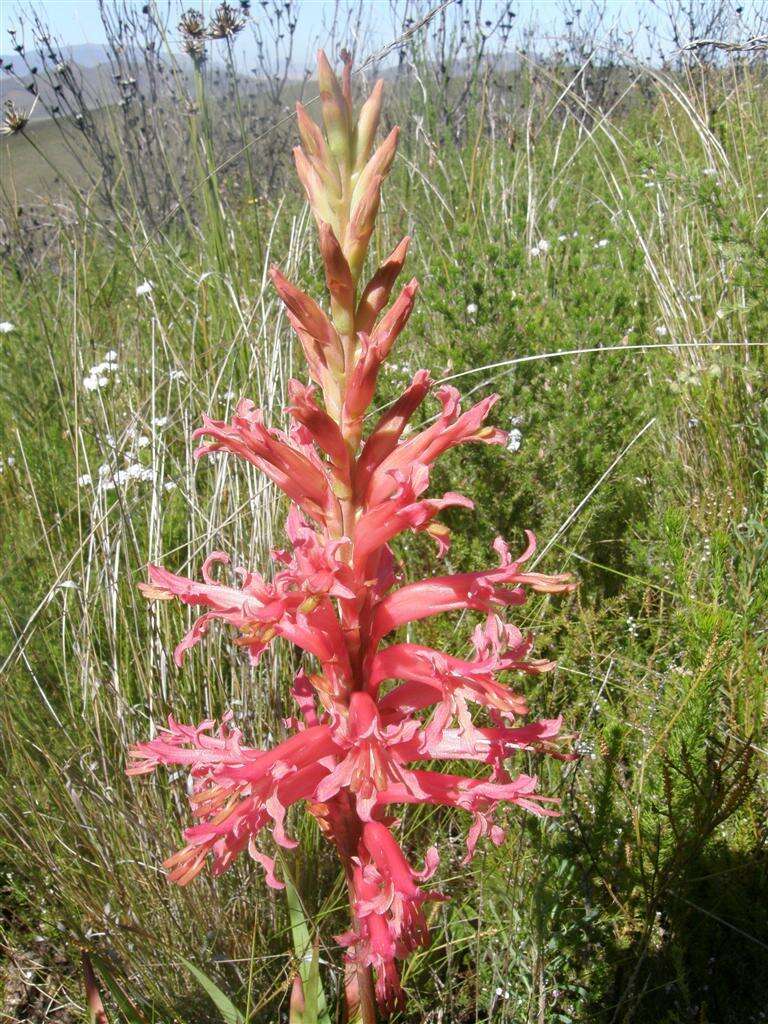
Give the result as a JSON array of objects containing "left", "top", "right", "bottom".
[{"left": 128, "top": 52, "right": 575, "bottom": 1019}]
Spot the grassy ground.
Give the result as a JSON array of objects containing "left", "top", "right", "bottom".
[{"left": 1, "top": 51, "right": 767, "bottom": 1024}]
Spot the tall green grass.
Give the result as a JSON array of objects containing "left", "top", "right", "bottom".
[{"left": 1, "top": 43, "right": 767, "bottom": 1024}]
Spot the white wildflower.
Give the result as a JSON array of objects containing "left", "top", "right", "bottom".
[
  {"left": 124, "top": 462, "right": 154, "bottom": 482},
  {"left": 136, "top": 280, "right": 153, "bottom": 297},
  {"left": 0, "top": 321, "right": 15, "bottom": 333},
  {"left": 506, "top": 428, "right": 523, "bottom": 453},
  {"left": 655, "top": 325, "right": 668, "bottom": 336},
  {"left": 77, "top": 473, "right": 92, "bottom": 486},
  {"left": 152, "top": 416, "right": 168, "bottom": 428},
  {"left": 466, "top": 302, "right": 478, "bottom": 316},
  {"left": 137, "top": 435, "right": 150, "bottom": 448},
  {"left": 169, "top": 369, "right": 186, "bottom": 381}
]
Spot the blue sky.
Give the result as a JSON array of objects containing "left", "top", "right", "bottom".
[
  {"left": 3, "top": 1, "right": 664, "bottom": 62},
  {"left": 2, "top": 1, "right": 762, "bottom": 68}
]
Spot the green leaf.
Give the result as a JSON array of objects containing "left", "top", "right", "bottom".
[
  {"left": 86, "top": 955, "right": 150, "bottom": 1024},
  {"left": 288, "top": 942, "right": 323, "bottom": 1024},
  {"left": 284, "top": 875, "right": 331, "bottom": 1024},
  {"left": 179, "top": 957, "right": 245, "bottom": 1024},
  {"left": 303, "top": 941, "right": 322, "bottom": 1024}
]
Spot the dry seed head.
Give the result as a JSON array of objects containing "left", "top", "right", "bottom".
[
  {"left": 178, "top": 8, "right": 208, "bottom": 65},
  {"left": 182, "top": 34, "right": 207, "bottom": 66},
  {"left": 178, "top": 8, "right": 207, "bottom": 38},
  {"left": 208, "top": 1, "right": 246, "bottom": 39},
  {"left": 1, "top": 99, "right": 30, "bottom": 135}
]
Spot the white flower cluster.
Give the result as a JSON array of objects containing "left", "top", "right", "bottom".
[
  {"left": 79, "top": 461, "right": 153, "bottom": 492},
  {"left": 0, "top": 321, "right": 16, "bottom": 334},
  {"left": 531, "top": 232, "right": 582, "bottom": 256},
  {"left": 384, "top": 361, "right": 412, "bottom": 378},
  {"left": 0, "top": 453, "right": 16, "bottom": 473},
  {"left": 506, "top": 428, "right": 523, "bottom": 453},
  {"left": 83, "top": 350, "right": 119, "bottom": 392},
  {"left": 506, "top": 414, "right": 523, "bottom": 453},
  {"left": 641, "top": 169, "right": 658, "bottom": 189},
  {"left": 77, "top": 415, "right": 177, "bottom": 495},
  {"left": 136, "top": 280, "right": 154, "bottom": 297}
]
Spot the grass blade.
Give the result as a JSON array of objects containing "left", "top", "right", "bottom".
[{"left": 179, "top": 956, "right": 245, "bottom": 1024}]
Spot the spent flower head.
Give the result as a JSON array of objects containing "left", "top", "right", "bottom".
[
  {"left": 208, "top": 1, "right": 246, "bottom": 39},
  {"left": 178, "top": 8, "right": 208, "bottom": 64},
  {"left": 130, "top": 51, "right": 575, "bottom": 1019},
  {"left": 1, "top": 99, "right": 30, "bottom": 135}
]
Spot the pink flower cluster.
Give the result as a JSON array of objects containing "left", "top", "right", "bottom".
[{"left": 130, "top": 51, "right": 575, "bottom": 1017}]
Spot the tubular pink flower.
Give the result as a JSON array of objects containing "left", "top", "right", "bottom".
[
  {"left": 129, "top": 716, "right": 340, "bottom": 886},
  {"left": 364, "top": 386, "right": 508, "bottom": 506},
  {"left": 343, "top": 280, "right": 419, "bottom": 438},
  {"left": 355, "top": 369, "right": 432, "bottom": 500},
  {"left": 353, "top": 462, "right": 473, "bottom": 571},
  {"left": 355, "top": 237, "right": 410, "bottom": 335},
  {"left": 139, "top": 535, "right": 352, "bottom": 677},
  {"left": 370, "top": 532, "right": 576, "bottom": 646},
  {"left": 376, "top": 770, "right": 560, "bottom": 862},
  {"left": 193, "top": 398, "right": 340, "bottom": 526},
  {"left": 315, "top": 692, "right": 428, "bottom": 820},
  {"left": 130, "top": 52, "right": 575, "bottom": 1019}
]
